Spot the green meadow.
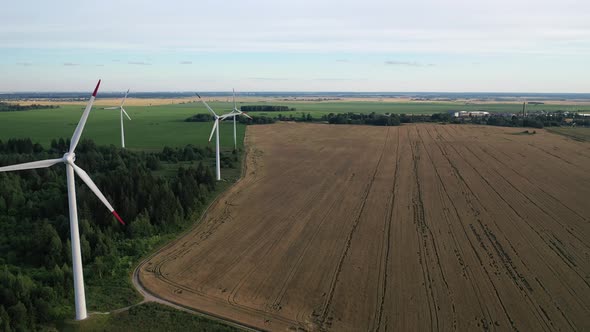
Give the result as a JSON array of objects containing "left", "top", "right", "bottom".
[{"left": 0, "top": 102, "right": 244, "bottom": 151}]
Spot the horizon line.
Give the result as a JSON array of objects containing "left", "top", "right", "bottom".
[{"left": 1, "top": 91, "right": 590, "bottom": 95}]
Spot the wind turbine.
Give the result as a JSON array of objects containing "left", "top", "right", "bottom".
[
  {"left": 222, "top": 89, "right": 252, "bottom": 150},
  {"left": 105, "top": 89, "right": 131, "bottom": 148},
  {"left": 196, "top": 93, "right": 233, "bottom": 181},
  {"left": 0, "top": 80, "right": 125, "bottom": 321}
]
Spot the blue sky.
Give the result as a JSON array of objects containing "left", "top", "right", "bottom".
[{"left": 1, "top": 0, "right": 588, "bottom": 92}]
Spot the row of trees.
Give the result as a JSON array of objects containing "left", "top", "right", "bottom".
[
  {"left": 0, "top": 138, "right": 226, "bottom": 330},
  {"left": 482, "top": 116, "right": 544, "bottom": 128},
  {"left": 321, "top": 112, "right": 402, "bottom": 126},
  {"left": 185, "top": 114, "right": 277, "bottom": 125},
  {"left": 0, "top": 103, "right": 58, "bottom": 112},
  {"left": 276, "top": 113, "right": 314, "bottom": 122},
  {"left": 237, "top": 115, "right": 275, "bottom": 124},
  {"left": 240, "top": 105, "right": 294, "bottom": 113},
  {"left": 186, "top": 109, "right": 590, "bottom": 130},
  {"left": 184, "top": 114, "right": 213, "bottom": 122}
]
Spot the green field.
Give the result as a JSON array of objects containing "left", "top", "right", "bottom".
[{"left": 0, "top": 103, "right": 244, "bottom": 151}]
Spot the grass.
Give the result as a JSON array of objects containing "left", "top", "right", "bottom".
[
  {"left": 61, "top": 302, "right": 239, "bottom": 332},
  {"left": 546, "top": 127, "right": 590, "bottom": 141},
  {"left": 0, "top": 103, "right": 245, "bottom": 151}
]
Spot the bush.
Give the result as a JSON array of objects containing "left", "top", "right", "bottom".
[{"left": 185, "top": 114, "right": 213, "bottom": 122}]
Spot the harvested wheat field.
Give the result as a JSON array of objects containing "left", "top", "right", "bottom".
[{"left": 139, "top": 123, "right": 590, "bottom": 331}]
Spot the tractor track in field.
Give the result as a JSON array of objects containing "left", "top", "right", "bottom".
[
  {"left": 318, "top": 127, "right": 391, "bottom": 330},
  {"left": 432, "top": 125, "right": 585, "bottom": 330},
  {"left": 423, "top": 125, "right": 528, "bottom": 331},
  {"left": 409, "top": 127, "right": 439, "bottom": 332},
  {"left": 435, "top": 126, "right": 590, "bottom": 288},
  {"left": 374, "top": 128, "right": 400, "bottom": 331}
]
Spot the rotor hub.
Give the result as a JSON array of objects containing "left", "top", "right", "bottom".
[{"left": 63, "top": 152, "right": 76, "bottom": 164}]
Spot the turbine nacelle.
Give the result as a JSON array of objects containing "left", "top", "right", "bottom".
[{"left": 63, "top": 152, "right": 76, "bottom": 164}]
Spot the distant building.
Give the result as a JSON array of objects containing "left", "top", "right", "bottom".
[
  {"left": 452, "top": 111, "right": 490, "bottom": 118},
  {"left": 469, "top": 111, "right": 490, "bottom": 117}
]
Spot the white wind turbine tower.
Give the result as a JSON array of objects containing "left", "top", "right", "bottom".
[
  {"left": 0, "top": 80, "right": 125, "bottom": 321},
  {"left": 196, "top": 93, "right": 233, "bottom": 181},
  {"left": 105, "top": 89, "right": 131, "bottom": 148},
  {"left": 223, "top": 89, "right": 252, "bottom": 150}
]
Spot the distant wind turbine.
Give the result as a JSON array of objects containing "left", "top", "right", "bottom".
[
  {"left": 105, "top": 89, "right": 131, "bottom": 148},
  {"left": 0, "top": 80, "right": 125, "bottom": 321},
  {"left": 196, "top": 93, "right": 233, "bottom": 181},
  {"left": 222, "top": 89, "right": 252, "bottom": 150}
]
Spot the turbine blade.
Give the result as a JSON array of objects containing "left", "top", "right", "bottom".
[
  {"left": 104, "top": 106, "right": 119, "bottom": 110},
  {"left": 120, "top": 89, "right": 130, "bottom": 106},
  {"left": 71, "top": 163, "right": 125, "bottom": 225},
  {"left": 240, "top": 111, "right": 253, "bottom": 119},
  {"left": 70, "top": 80, "right": 101, "bottom": 153},
  {"left": 121, "top": 107, "right": 131, "bottom": 120},
  {"left": 208, "top": 120, "right": 218, "bottom": 142},
  {"left": 0, "top": 158, "right": 62, "bottom": 172},
  {"left": 220, "top": 112, "right": 236, "bottom": 120},
  {"left": 233, "top": 88, "right": 237, "bottom": 111},
  {"left": 196, "top": 93, "right": 218, "bottom": 117}
]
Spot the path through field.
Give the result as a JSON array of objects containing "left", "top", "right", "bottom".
[{"left": 138, "top": 123, "right": 590, "bottom": 331}]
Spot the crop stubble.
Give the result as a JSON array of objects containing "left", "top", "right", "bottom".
[{"left": 139, "top": 123, "right": 590, "bottom": 331}]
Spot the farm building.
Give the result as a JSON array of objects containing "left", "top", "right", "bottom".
[{"left": 452, "top": 110, "right": 490, "bottom": 117}]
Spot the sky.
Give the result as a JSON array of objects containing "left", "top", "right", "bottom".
[{"left": 0, "top": 0, "right": 588, "bottom": 92}]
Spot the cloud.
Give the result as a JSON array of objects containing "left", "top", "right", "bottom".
[
  {"left": 16, "top": 62, "right": 32, "bottom": 66},
  {"left": 179, "top": 61, "right": 192, "bottom": 64},
  {"left": 63, "top": 62, "right": 79, "bottom": 66},
  {"left": 336, "top": 59, "right": 349, "bottom": 63},
  {"left": 312, "top": 78, "right": 358, "bottom": 81},
  {"left": 384, "top": 60, "right": 434, "bottom": 67},
  {"left": 95, "top": 64, "right": 105, "bottom": 67},
  {"left": 248, "top": 77, "right": 288, "bottom": 81},
  {"left": 0, "top": 1, "right": 588, "bottom": 58},
  {"left": 128, "top": 61, "right": 151, "bottom": 65}
]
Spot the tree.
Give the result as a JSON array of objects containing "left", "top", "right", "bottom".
[
  {"left": 80, "top": 235, "right": 92, "bottom": 263},
  {"left": 92, "top": 256, "right": 106, "bottom": 279},
  {"left": 7, "top": 302, "right": 28, "bottom": 331},
  {"left": 0, "top": 305, "right": 11, "bottom": 332},
  {"left": 130, "top": 212, "right": 154, "bottom": 238},
  {"left": 0, "top": 139, "right": 221, "bottom": 329},
  {"left": 431, "top": 113, "right": 451, "bottom": 122}
]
